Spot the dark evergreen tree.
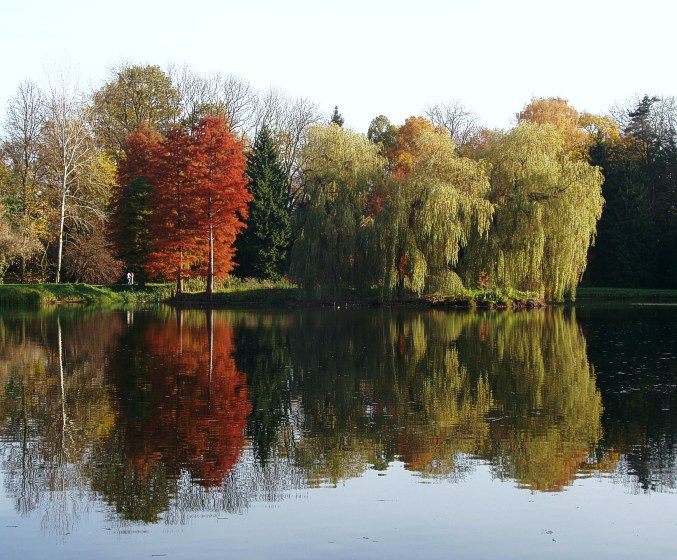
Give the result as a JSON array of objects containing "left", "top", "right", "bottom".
[
  {"left": 330, "top": 106, "right": 344, "bottom": 127},
  {"left": 584, "top": 134, "right": 655, "bottom": 287},
  {"left": 234, "top": 126, "right": 291, "bottom": 279},
  {"left": 585, "top": 96, "right": 677, "bottom": 288},
  {"left": 622, "top": 96, "right": 677, "bottom": 287}
]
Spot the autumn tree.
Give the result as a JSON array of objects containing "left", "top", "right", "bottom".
[
  {"left": 290, "top": 124, "right": 385, "bottom": 297},
  {"left": 111, "top": 124, "right": 163, "bottom": 285},
  {"left": 90, "top": 64, "right": 180, "bottom": 158},
  {"left": 0, "top": 198, "right": 40, "bottom": 282},
  {"left": 461, "top": 122, "right": 604, "bottom": 300},
  {"left": 385, "top": 116, "right": 439, "bottom": 177},
  {"left": 42, "top": 68, "right": 114, "bottom": 283},
  {"left": 145, "top": 124, "right": 199, "bottom": 293},
  {"left": 234, "top": 125, "right": 292, "bottom": 280},
  {"left": 190, "top": 116, "right": 250, "bottom": 297},
  {"left": 144, "top": 117, "right": 249, "bottom": 295},
  {"left": 1, "top": 81, "right": 48, "bottom": 280},
  {"left": 517, "top": 97, "right": 602, "bottom": 162}
]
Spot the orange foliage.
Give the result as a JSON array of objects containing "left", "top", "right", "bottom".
[
  {"left": 124, "top": 311, "right": 251, "bottom": 487},
  {"left": 364, "top": 185, "right": 388, "bottom": 218},
  {"left": 117, "top": 123, "right": 162, "bottom": 187},
  {"left": 145, "top": 124, "right": 201, "bottom": 282},
  {"left": 140, "top": 117, "right": 250, "bottom": 287},
  {"left": 517, "top": 97, "right": 589, "bottom": 158},
  {"left": 387, "top": 116, "right": 440, "bottom": 178},
  {"left": 191, "top": 116, "right": 250, "bottom": 279}
]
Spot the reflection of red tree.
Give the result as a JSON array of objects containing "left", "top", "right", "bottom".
[{"left": 125, "top": 312, "right": 251, "bottom": 487}]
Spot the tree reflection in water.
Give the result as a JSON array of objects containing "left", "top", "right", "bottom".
[
  {"left": 0, "top": 311, "right": 121, "bottom": 535},
  {"left": 234, "top": 308, "right": 603, "bottom": 490},
  {"left": 0, "top": 305, "right": 674, "bottom": 534}
]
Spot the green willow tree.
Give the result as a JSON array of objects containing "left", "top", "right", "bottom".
[
  {"left": 234, "top": 125, "right": 291, "bottom": 280},
  {"left": 289, "top": 124, "right": 385, "bottom": 298},
  {"left": 375, "top": 126, "right": 493, "bottom": 298},
  {"left": 460, "top": 122, "right": 604, "bottom": 301}
]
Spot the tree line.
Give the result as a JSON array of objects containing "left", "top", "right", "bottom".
[{"left": 1, "top": 63, "right": 675, "bottom": 300}]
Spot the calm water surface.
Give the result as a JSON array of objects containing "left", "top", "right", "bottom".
[{"left": 0, "top": 304, "right": 675, "bottom": 559}]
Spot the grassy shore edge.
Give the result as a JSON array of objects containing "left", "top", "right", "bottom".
[{"left": 0, "top": 282, "right": 544, "bottom": 310}]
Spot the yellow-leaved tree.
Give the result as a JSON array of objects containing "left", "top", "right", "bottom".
[
  {"left": 460, "top": 122, "right": 604, "bottom": 301},
  {"left": 289, "top": 124, "right": 385, "bottom": 298},
  {"left": 375, "top": 119, "right": 493, "bottom": 297}
]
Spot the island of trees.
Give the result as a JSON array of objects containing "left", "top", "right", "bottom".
[{"left": 1, "top": 63, "right": 676, "bottom": 302}]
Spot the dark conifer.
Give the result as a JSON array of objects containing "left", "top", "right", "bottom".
[
  {"left": 234, "top": 126, "right": 292, "bottom": 279},
  {"left": 330, "top": 106, "right": 344, "bottom": 127}
]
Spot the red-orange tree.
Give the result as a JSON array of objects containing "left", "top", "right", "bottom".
[
  {"left": 145, "top": 116, "right": 249, "bottom": 294},
  {"left": 111, "top": 123, "right": 162, "bottom": 284},
  {"left": 145, "top": 125, "right": 199, "bottom": 293},
  {"left": 191, "top": 116, "right": 249, "bottom": 297}
]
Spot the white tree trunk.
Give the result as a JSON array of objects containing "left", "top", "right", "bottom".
[{"left": 55, "top": 177, "right": 67, "bottom": 283}]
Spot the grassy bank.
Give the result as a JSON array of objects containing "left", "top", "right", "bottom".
[
  {"left": 0, "top": 279, "right": 542, "bottom": 310},
  {"left": 172, "top": 280, "right": 542, "bottom": 309},
  {"left": 0, "top": 283, "right": 171, "bottom": 309},
  {"left": 576, "top": 287, "right": 677, "bottom": 300}
]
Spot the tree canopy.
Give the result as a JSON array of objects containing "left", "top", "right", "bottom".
[
  {"left": 460, "top": 122, "right": 604, "bottom": 300},
  {"left": 290, "top": 124, "right": 385, "bottom": 297},
  {"left": 3, "top": 62, "right": 675, "bottom": 296}
]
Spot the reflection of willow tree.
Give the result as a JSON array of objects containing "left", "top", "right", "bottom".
[
  {"left": 231, "top": 307, "right": 603, "bottom": 491},
  {"left": 0, "top": 312, "right": 121, "bottom": 534},
  {"left": 90, "top": 308, "right": 252, "bottom": 523},
  {"left": 457, "top": 308, "right": 603, "bottom": 491},
  {"left": 233, "top": 310, "right": 494, "bottom": 484}
]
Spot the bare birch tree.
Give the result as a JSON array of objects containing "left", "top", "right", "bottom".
[{"left": 43, "top": 68, "right": 109, "bottom": 283}]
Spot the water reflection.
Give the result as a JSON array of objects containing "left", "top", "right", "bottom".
[
  {"left": 0, "top": 311, "right": 121, "bottom": 535},
  {"left": 234, "top": 309, "right": 603, "bottom": 491},
  {"left": 0, "top": 305, "right": 675, "bottom": 534}
]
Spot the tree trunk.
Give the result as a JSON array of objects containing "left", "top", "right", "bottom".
[
  {"left": 176, "top": 246, "right": 183, "bottom": 295},
  {"left": 206, "top": 224, "right": 214, "bottom": 299},
  {"left": 55, "top": 180, "right": 67, "bottom": 283}
]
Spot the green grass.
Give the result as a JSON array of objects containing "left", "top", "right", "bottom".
[
  {"left": 171, "top": 277, "right": 302, "bottom": 306},
  {"left": 576, "top": 287, "right": 677, "bottom": 300},
  {"left": 0, "top": 283, "right": 171, "bottom": 309},
  {"left": 0, "top": 278, "right": 543, "bottom": 310},
  {"left": 418, "top": 287, "right": 542, "bottom": 308}
]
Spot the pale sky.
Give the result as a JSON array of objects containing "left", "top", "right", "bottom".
[{"left": 1, "top": 0, "right": 675, "bottom": 133}]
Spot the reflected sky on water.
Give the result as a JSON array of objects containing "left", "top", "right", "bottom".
[{"left": 0, "top": 305, "right": 675, "bottom": 558}]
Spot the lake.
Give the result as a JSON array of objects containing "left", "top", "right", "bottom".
[{"left": 0, "top": 304, "right": 675, "bottom": 559}]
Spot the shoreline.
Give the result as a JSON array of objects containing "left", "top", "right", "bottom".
[{"left": 3, "top": 283, "right": 677, "bottom": 311}]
